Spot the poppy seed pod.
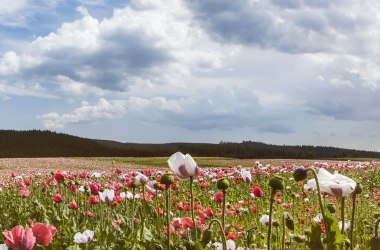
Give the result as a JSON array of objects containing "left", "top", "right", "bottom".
[
  {"left": 160, "top": 174, "right": 174, "bottom": 187},
  {"left": 353, "top": 183, "right": 363, "bottom": 195},
  {"left": 293, "top": 167, "right": 308, "bottom": 182},
  {"left": 217, "top": 178, "right": 230, "bottom": 190},
  {"left": 269, "top": 176, "right": 284, "bottom": 191}
]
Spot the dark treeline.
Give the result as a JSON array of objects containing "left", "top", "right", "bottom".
[{"left": 1, "top": 130, "right": 379, "bottom": 159}]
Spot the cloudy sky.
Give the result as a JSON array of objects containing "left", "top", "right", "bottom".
[{"left": 1, "top": 0, "right": 380, "bottom": 151}]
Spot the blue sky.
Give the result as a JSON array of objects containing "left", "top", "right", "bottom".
[{"left": 1, "top": 0, "right": 380, "bottom": 151}]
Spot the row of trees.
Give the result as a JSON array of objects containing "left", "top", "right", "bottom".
[{"left": 1, "top": 130, "right": 379, "bottom": 159}]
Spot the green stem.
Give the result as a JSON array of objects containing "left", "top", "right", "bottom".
[
  {"left": 166, "top": 187, "right": 171, "bottom": 250},
  {"left": 190, "top": 176, "right": 197, "bottom": 240},
  {"left": 375, "top": 218, "right": 380, "bottom": 238},
  {"left": 222, "top": 189, "right": 227, "bottom": 231},
  {"left": 350, "top": 194, "right": 356, "bottom": 250},
  {"left": 282, "top": 214, "right": 286, "bottom": 250},
  {"left": 208, "top": 219, "right": 227, "bottom": 250},
  {"left": 267, "top": 189, "right": 275, "bottom": 250},
  {"left": 341, "top": 197, "right": 345, "bottom": 235},
  {"left": 307, "top": 168, "right": 331, "bottom": 244}
]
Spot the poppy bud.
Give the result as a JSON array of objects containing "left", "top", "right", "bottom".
[
  {"left": 269, "top": 176, "right": 284, "bottom": 191},
  {"left": 131, "top": 180, "right": 141, "bottom": 188},
  {"left": 326, "top": 203, "right": 336, "bottom": 213},
  {"left": 217, "top": 178, "right": 230, "bottom": 190},
  {"left": 201, "top": 229, "right": 213, "bottom": 247},
  {"left": 286, "top": 217, "right": 295, "bottom": 231},
  {"left": 160, "top": 174, "right": 174, "bottom": 187},
  {"left": 293, "top": 168, "right": 308, "bottom": 182},
  {"left": 353, "top": 183, "right": 363, "bottom": 195}
]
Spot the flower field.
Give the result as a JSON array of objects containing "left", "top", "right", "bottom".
[{"left": 0, "top": 155, "right": 379, "bottom": 249}]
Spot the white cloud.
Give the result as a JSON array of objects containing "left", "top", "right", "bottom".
[{"left": 0, "top": 0, "right": 227, "bottom": 97}]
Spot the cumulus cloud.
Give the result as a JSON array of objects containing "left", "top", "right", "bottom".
[{"left": 0, "top": 0, "right": 226, "bottom": 97}]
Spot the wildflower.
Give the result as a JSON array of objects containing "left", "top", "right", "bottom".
[
  {"left": 68, "top": 201, "right": 78, "bottom": 210},
  {"left": 99, "top": 189, "right": 115, "bottom": 203},
  {"left": 260, "top": 214, "right": 270, "bottom": 226},
  {"left": 240, "top": 169, "right": 252, "bottom": 183},
  {"left": 304, "top": 168, "right": 356, "bottom": 197},
  {"left": 338, "top": 221, "right": 350, "bottom": 232},
  {"left": 31, "top": 223, "right": 57, "bottom": 247},
  {"left": 53, "top": 171, "right": 65, "bottom": 183},
  {"left": 52, "top": 194, "right": 64, "bottom": 203},
  {"left": 88, "top": 196, "right": 100, "bottom": 205},
  {"left": 213, "top": 192, "right": 224, "bottom": 203},
  {"left": 74, "top": 230, "right": 94, "bottom": 244},
  {"left": 168, "top": 152, "right": 200, "bottom": 179},
  {"left": 134, "top": 173, "right": 148, "bottom": 186},
  {"left": 3, "top": 225, "right": 36, "bottom": 250}
]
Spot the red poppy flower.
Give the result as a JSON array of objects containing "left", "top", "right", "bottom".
[
  {"left": 31, "top": 223, "right": 57, "bottom": 247},
  {"left": 52, "top": 194, "right": 64, "bottom": 203},
  {"left": 68, "top": 201, "right": 78, "bottom": 210},
  {"left": 88, "top": 195, "right": 100, "bottom": 205},
  {"left": 53, "top": 171, "right": 65, "bottom": 183}
]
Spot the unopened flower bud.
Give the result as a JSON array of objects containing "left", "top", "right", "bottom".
[
  {"left": 293, "top": 168, "right": 308, "bottom": 181},
  {"left": 269, "top": 176, "right": 284, "bottom": 191},
  {"left": 201, "top": 229, "right": 213, "bottom": 247},
  {"left": 353, "top": 183, "right": 363, "bottom": 195},
  {"left": 217, "top": 178, "right": 230, "bottom": 190},
  {"left": 160, "top": 174, "right": 174, "bottom": 187}
]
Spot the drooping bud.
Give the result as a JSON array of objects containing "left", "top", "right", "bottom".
[
  {"left": 293, "top": 167, "right": 308, "bottom": 182},
  {"left": 353, "top": 183, "right": 363, "bottom": 195},
  {"left": 217, "top": 178, "right": 230, "bottom": 190},
  {"left": 286, "top": 217, "right": 295, "bottom": 231},
  {"left": 201, "top": 229, "right": 213, "bottom": 247},
  {"left": 160, "top": 174, "right": 174, "bottom": 187},
  {"left": 269, "top": 176, "right": 284, "bottom": 191}
]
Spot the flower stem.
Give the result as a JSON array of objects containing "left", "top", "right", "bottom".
[
  {"left": 166, "top": 187, "right": 171, "bottom": 250},
  {"left": 350, "top": 193, "right": 356, "bottom": 250},
  {"left": 341, "top": 197, "right": 345, "bottom": 235},
  {"left": 190, "top": 176, "right": 197, "bottom": 240},
  {"left": 282, "top": 214, "right": 286, "bottom": 250},
  {"left": 307, "top": 168, "right": 331, "bottom": 245},
  {"left": 267, "top": 189, "right": 275, "bottom": 250},
  {"left": 222, "top": 189, "right": 227, "bottom": 231},
  {"left": 208, "top": 219, "right": 227, "bottom": 250}
]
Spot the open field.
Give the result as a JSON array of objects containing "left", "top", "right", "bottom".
[{"left": 0, "top": 157, "right": 379, "bottom": 249}]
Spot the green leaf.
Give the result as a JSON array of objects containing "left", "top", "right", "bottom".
[
  {"left": 324, "top": 209, "right": 344, "bottom": 249},
  {"left": 308, "top": 222, "right": 323, "bottom": 250}
]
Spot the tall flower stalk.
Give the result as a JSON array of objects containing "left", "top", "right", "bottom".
[
  {"left": 160, "top": 173, "right": 174, "bottom": 250},
  {"left": 350, "top": 183, "right": 362, "bottom": 250},
  {"left": 267, "top": 176, "right": 284, "bottom": 250}
]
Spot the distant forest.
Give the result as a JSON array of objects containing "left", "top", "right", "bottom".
[{"left": 0, "top": 130, "right": 379, "bottom": 159}]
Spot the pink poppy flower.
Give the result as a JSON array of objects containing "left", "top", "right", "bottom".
[{"left": 3, "top": 225, "right": 36, "bottom": 250}]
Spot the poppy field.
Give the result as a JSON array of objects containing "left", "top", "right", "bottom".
[{"left": 0, "top": 155, "right": 379, "bottom": 249}]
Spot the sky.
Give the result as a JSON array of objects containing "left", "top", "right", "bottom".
[{"left": 1, "top": 0, "right": 380, "bottom": 151}]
